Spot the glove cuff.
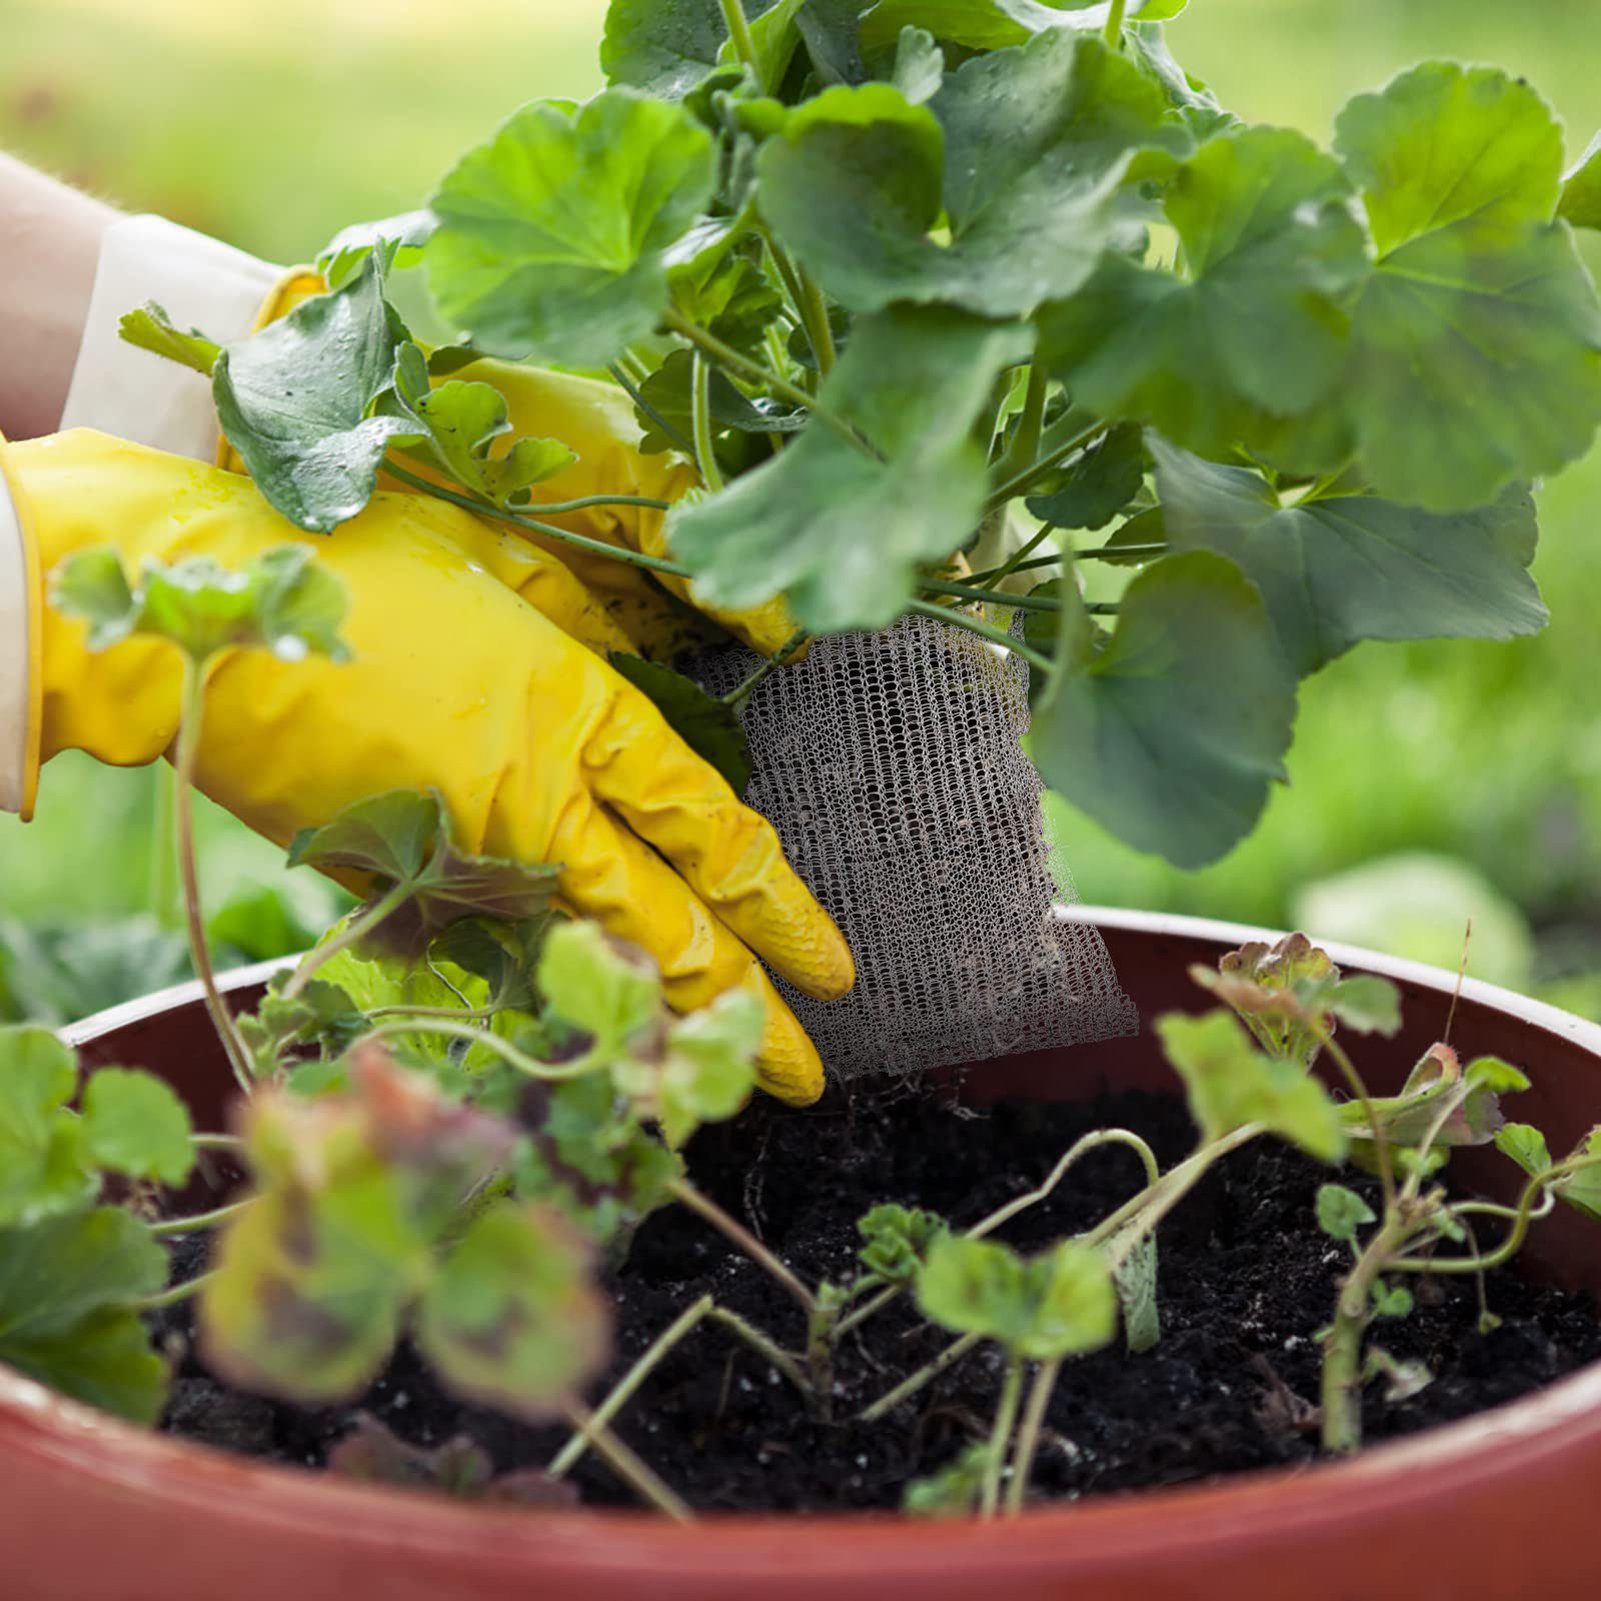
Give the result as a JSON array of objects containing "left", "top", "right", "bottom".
[
  {"left": 59, "top": 214, "right": 283, "bottom": 463},
  {"left": 0, "top": 434, "right": 43, "bottom": 819}
]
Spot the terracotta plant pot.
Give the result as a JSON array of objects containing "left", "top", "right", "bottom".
[{"left": 3, "top": 907, "right": 1598, "bottom": 1601}]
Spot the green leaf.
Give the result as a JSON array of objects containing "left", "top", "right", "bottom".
[
  {"left": 671, "top": 307, "right": 1030, "bottom": 631},
  {"left": 891, "top": 26, "right": 945, "bottom": 105},
  {"left": 915, "top": 1235, "right": 1116, "bottom": 1358},
  {"left": 1316, "top": 1182, "right": 1376, "bottom": 1243},
  {"left": 1350, "top": 1044, "right": 1523, "bottom": 1150},
  {"left": 317, "top": 209, "right": 438, "bottom": 290},
  {"left": 657, "top": 988, "right": 762, "bottom": 1146},
  {"left": 603, "top": 0, "right": 791, "bottom": 98},
  {"left": 288, "top": 790, "right": 560, "bottom": 960},
  {"left": 1151, "top": 439, "right": 1547, "bottom": 678},
  {"left": 1032, "top": 551, "right": 1296, "bottom": 869},
  {"left": 903, "top": 1441, "right": 993, "bottom": 1517},
  {"left": 1560, "top": 130, "right": 1601, "bottom": 230},
  {"left": 1026, "top": 422, "right": 1147, "bottom": 532},
  {"left": 607, "top": 653, "right": 752, "bottom": 794},
  {"left": 0, "top": 1025, "right": 95, "bottom": 1228},
  {"left": 1370, "top": 1280, "right": 1414, "bottom": 1319},
  {"left": 860, "top": 0, "right": 1142, "bottom": 55},
  {"left": 1326, "top": 975, "right": 1403, "bottom": 1037},
  {"left": 212, "top": 254, "right": 415, "bottom": 534},
  {"left": 1334, "top": 64, "right": 1601, "bottom": 511},
  {"left": 1495, "top": 1121, "right": 1552, "bottom": 1180},
  {"left": 1189, "top": 932, "right": 1341, "bottom": 1065},
  {"left": 238, "top": 978, "right": 367, "bottom": 1083},
  {"left": 537, "top": 920, "right": 663, "bottom": 1059},
  {"left": 427, "top": 91, "right": 717, "bottom": 367},
  {"left": 117, "top": 303, "right": 220, "bottom": 376},
  {"left": 1037, "top": 126, "right": 1368, "bottom": 459},
  {"left": 390, "top": 346, "right": 577, "bottom": 509},
  {"left": 416, "top": 1203, "right": 609, "bottom": 1420},
  {"left": 757, "top": 35, "right": 1171, "bottom": 318},
  {"left": 1500, "top": 1124, "right": 1601, "bottom": 1221},
  {"left": 328, "top": 1413, "right": 494, "bottom": 1497},
  {"left": 515, "top": 1073, "right": 682, "bottom": 1244},
  {"left": 633, "top": 347, "right": 805, "bottom": 458},
  {"left": 81, "top": 1069, "right": 194, "bottom": 1187},
  {"left": 53, "top": 544, "right": 352, "bottom": 668},
  {"left": 857, "top": 1203, "right": 949, "bottom": 1287},
  {"left": 1156, "top": 1009, "right": 1347, "bottom": 1162},
  {"left": 0, "top": 1208, "right": 168, "bottom": 1422}
]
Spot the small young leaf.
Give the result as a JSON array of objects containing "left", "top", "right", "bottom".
[
  {"left": 1495, "top": 1121, "right": 1553, "bottom": 1178},
  {"left": 317, "top": 210, "right": 439, "bottom": 290},
  {"left": 1190, "top": 933, "right": 1341, "bottom": 1065},
  {"left": 427, "top": 91, "right": 718, "bottom": 368},
  {"left": 1156, "top": 1010, "right": 1347, "bottom": 1163},
  {"left": 117, "top": 303, "right": 220, "bottom": 376},
  {"left": 607, "top": 653, "right": 752, "bottom": 794},
  {"left": 0, "top": 1208, "right": 169, "bottom": 1423},
  {"left": 537, "top": 921, "right": 663, "bottom": 1059},
  {"left": 602, "top": 0, "right": 793, "bottom": 98},
  {"left": 891, "top": 26, "right": 945, "bottom": 105},
  {"left": 1032, "top": 551, "right": 1297, "bottom": 870},
  {"left": 51, "top": 546, "right": 352, "bottom": 667},
  {"left": 0, "top": 1024, "right": 95, "bottom": 1227},
  {"left": 857, "top": 1203, "right": 949, "bottom": 1287},
  {"left": 416, "top": 1203, "right": 610, "bottom": 1421},
  {"left": 903, "top": 1441, "right": 993, "bottom": 1518},
  {"left": 328, "top": 1413, "right": 494, "bottom": 1497},
  {"left": 80, "top": 1069, "right": 194, "bottom": 1187},
  {"left": 213, "top": 253, "right": 417, "bottom": 534},
  {"left": 1025, "top": 422, "right": 1147, "bottom": 533},
  {"left": 1326, "top": 976, "right": 1403, "bottom": 1038},
  {"left": 1316, "top": 1183, "right": 1376, "bottom": 1244},
  {"left": 656, "top": 988, "right": 762, "bottom": 1147},
  {"left": 1500, "top": 1123, "right": 1601, "bottom": 1222},
  {"left": 1364, "top": 1347, "right": 1432, "bottom": 1404},
  {"left": 1370, "top": 1280, "right": 1414, "bottom": 1319},
  {"left": 238, "top": 978, "right": 368, "bottom": 1083}
]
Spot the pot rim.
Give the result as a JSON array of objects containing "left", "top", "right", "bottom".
[{"left": 25, "top": 905, "right": 1601, "bottom": 1579}]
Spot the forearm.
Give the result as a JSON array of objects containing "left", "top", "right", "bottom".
[{"left": 0, "top": 153, "right": 118, "bottom": 440}]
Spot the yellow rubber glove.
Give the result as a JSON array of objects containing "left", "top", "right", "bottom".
[
  {"left": 250, "top": 272, "right": 799, "bottom": 662},
  {"left": 1, "top": 428, "right": 854, "bottom": 1103}
]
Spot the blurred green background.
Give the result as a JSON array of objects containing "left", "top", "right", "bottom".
[{"left": 0, "top": 0, "right": 1598, "bottom": 1020}]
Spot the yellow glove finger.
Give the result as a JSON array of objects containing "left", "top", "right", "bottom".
[
  {"left": 580, "top": 687, "right": 854, "bottom": 1004},
  {"left": 549, "top": 793, "right": 824, "bottom": 1105}
]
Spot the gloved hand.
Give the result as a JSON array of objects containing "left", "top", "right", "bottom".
[
  {"left": 253, "top": 271, "right": 799, "bottom": 662},
  {"left": 0, "top": 428, "right": 854, "bottom": 1104}
]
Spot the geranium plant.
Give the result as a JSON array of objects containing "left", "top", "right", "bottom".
[{"left": 7, "top": 0, "right": 1601, "bottom": 1524}]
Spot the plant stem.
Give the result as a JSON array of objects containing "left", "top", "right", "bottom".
[
  {"left": 708, "top": 1304, "right": 812, "bottom": 1397},
  {"left": 517, "top": 492, "right": 673, "bottom": 517},
  {"left": 550, "top": 1296, "right": 713, "bottom": 1478},
  {"left": 608, "top": 362, "right": 697, "bottom": 457},
  {"left": 859, "top": 1330, "right": 982, "bottom": 1423},
  {"left": 1001, "top": 365, "right": 1048, "bottom": 480},
  {"left": 833, "top": 1282, "right": 901, "bottom": 1341},
  {"left": 762, "top": 228, "right": 835, "bottom": 379},
  {"left": 136, "top": 1271, "right": 216, "bottom": 1312},
  {"left": 972, "top": 1129, "right": 1161, "bottom": 1240},
  {"left": 904, "top": 599, "right": 1052, "bottom": 675},
  {"left": 669, "top": 1178, "right": 816, "bottom": 1314},
  {"left": 719, "top": 629, "right": 808, "bottom": 708},
  {"left": 968, "top": 524, "right": 1057, "bottom": 589},
  {"left": 920, "top": 577, "right": 1119, "bottom": 616},
  {"left": 562, "top": 1400, "right": 693, "bottom": 1522},
  {"left": 281, "top": 880, "right": 414, "bottom": 1001},
  {"left": 150, "top": 1199, "right": 252, "bottom": 1238},
  {"left": 385, "top": 460, "right": 692, "bottom": 581},
  {"left": 1104, "top": 0, "right": 1128, "bottom": 45},
  {"left": 191, "top": 1132, "right": 241, "bottom": 1152},
  {"left": 980, "top": 1355, "right": 1024, "bottom": 1519},
  {"left": 1006, "top": 1357, "right": 1062, "bottom": 1515},
  {"left": 985, "top": 417, "right": 1104, "bottom": 512},
  {"left": 690, "top": 352, "right": 727, "bottom": 494},
  {"left": 663, "top": 310, "right": 873, "bottom": 458},
  {"left": 149, "top": 763, "right": 179, "bottom": 927},
  {"left": 1318, "top": 1030, "right": 1396, "bottom": 1210},
  {"left": 717, "top": 0, "right": 762, "bottom": 76},
  {"left": 366, "top": 1002, "right": 501, "bottom": 1023},
  {"left": 173, "top": 657, "right": 253, "bottom": 1094},
  {"left": 359, "top": 1020, "right": 598, "bottom": 1081},
  {"left": 1321, "top": 1211, "right": 1410, "bottom": 1453}
]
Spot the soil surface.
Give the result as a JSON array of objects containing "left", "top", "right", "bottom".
[{"left": 151, "top": 1083, "right": 1601, "bottom": 1513}]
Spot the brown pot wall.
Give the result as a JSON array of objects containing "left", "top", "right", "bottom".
[{"left": 3, "top": 907, "right": 1597, "bottom": 1601}]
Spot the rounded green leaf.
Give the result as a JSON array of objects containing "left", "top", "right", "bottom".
[
  {"left": 0, "top": 1025, "right": 96, "bottom": 1228},
  {"left": 1020, "top": 1241, "right": 1117, "bottom": 1359},
  {"left": 1335, "top": 64, "right": 1601, "bottom": 511},
  {"left": 1032, "top": 551, "right": 1297, "bottom": 870},
  {"left": 427, "top": 91, "right": 717, "bottom": 367},
  {"left": 416, "top": 1203, "right": 609, "bottom": 1420},
  {"left": 81, "top": 1069, "right": 194, "bottom": 1187}
]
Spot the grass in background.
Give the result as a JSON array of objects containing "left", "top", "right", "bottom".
[{"left": 0, "top": 0, "right": 1598, "bottom": 1009}]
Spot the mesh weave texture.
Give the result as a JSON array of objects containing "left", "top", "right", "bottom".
[{"left": 695, "top": 614, "right": 1138, "bottom": 1079}]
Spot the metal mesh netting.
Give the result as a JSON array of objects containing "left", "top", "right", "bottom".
[{"left": 695, "top": 613, "right": 1138, "bottom": 1079}]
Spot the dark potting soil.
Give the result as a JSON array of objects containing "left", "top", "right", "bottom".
[{"left": 150, "top": 1083, "right": 1601, "bottom": 1513}]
